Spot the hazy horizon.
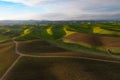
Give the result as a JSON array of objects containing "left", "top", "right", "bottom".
[{"left": 0, "top": 0, "right": 120, "bottom": 20}]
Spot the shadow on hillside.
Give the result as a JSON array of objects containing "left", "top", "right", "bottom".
[
  {"left": 18, "top": 40, "right": 67, "bottom": 53},
  {"left": 78, "top": 59, "right": 120, "bottom": 80},
  {"left": 89, "top": 36, "right": 103, "bottom": 46}
]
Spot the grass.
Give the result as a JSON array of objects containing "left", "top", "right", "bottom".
[
  {"left": 63, "top": 38, "right": 92, "bottom": 48},
  {"left": 0, "top": 35, "right": 10, "bottom": 42},
  {"left": 0, "top": 24, "right": 120, "bottom": 80},
  {"left": 13, "top": 23, "right": 119, "bottom": 56},
  {"left": 63, "top": 25, "right": 76, "bottom": 36},
  {"left": 5, "top": 57, "right": 120, "bottom": 80},
  {"left": 16, "top": 39, "right": 108, "bottom": 56},
  {"left": 93, "top": 27, "right": 120, "bottom": 36},
  {"left": 12, "top": 40, "right": 120, "bottom": 61},
  {"left": 16, "top": 39, "right": 120, "bottom": 57},
  {"left": 0, "top": 41, "right": 19, "bottom": 78},
  {"left": 0, "top": 23, "right": 120, "bottom": 80},
  {"left": 109, "top": 47, "right": 120, "bottom": 55}
]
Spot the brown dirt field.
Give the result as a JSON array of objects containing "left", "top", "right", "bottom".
[{"left": 64, "top": 33, "right": 120, "bottom": 47}]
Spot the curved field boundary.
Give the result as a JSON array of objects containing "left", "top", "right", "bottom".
[{"left": 1, "top": 40, "right": 120, "bottom": 80}]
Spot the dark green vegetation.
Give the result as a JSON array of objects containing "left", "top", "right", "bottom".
[
  {"left": 0, "top": 41, "right": 18, "bottom": 77},
  {"left": 0, "top": 35, "right": 10, "bottom": 42},
  {"left": 0, "top": 21, "right": 120, "bottom": 80},
  {"left": 0, "top": 21, "right": 120, "bottom": 55},
  {"left": 5, "top": 57, "right": 120, "bottom": 80}
]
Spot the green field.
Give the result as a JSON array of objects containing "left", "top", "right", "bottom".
[
  {"left": 13, "top": 23, "right": 120, "bottom": 55},
  {"left": 0, "top": 41, "right": 18, "bottom": 77},
  {"left": 0, "top": 21, "right": 120, "bottom": 80},
  {"left": 5, "top": 57, "right": 120, "bottom": 80},
  {"left": 0, "top": 35, "right": 10, "bottom": 42},
  {"left": 0, "top": 22, "right": 119, "bottom": 55}
]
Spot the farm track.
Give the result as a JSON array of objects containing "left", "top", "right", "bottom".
[{"left": 1, "top": 40, "right": 120, "bottom": 80}]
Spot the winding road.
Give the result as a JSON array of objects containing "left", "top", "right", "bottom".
[{"left": 1, "top": 40, "right": 120, "bottom": 80}]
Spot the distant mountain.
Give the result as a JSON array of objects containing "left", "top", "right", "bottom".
[
  {"left": 0, "top": 20, "right": 120, "bottom": 25},
  {"left": 0, "top": 20, "right": 44, "bottom": 25}
]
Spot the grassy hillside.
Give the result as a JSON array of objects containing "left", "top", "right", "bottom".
[
  {"left": 0, "top": 35, "right": 10, "bottom": 42},
  {"left": 63, "top": 32, "right": 120, "bottom": 54},
  {"left": 0, "top": 22, "right": 120, "bottom": 80},
  {"left": 0, "top": 23, "right": 119, "bottom": 55}
]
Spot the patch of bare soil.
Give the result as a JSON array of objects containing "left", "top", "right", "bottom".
[{"left": 64, "top": 33, "right": 120, "bottom": 47}]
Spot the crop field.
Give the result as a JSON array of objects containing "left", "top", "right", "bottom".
[
  {"left": 6, "top": 23, "right": 118, "bottom": 56},
  {"left": 63, "top": 32, "right": 120, "bottom": 55},
  {"left": 0, "top": 21, "right": 120, "bottom": 80},
  {"left": 0, "top": 41, "right": 18, "bottom": 77},
  {"left": 5, "top": 57, "right": 120, "bottom": 80},
  {"left": 9, "top": 39, "right": 120, "bottom": 61},
  {"left": 17, "top": 40, "right": 67, "bottom": 55}
]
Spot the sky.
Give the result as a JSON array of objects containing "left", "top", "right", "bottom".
[{"left": 0, "top": 0, "right": 120, "bottom": 20}]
